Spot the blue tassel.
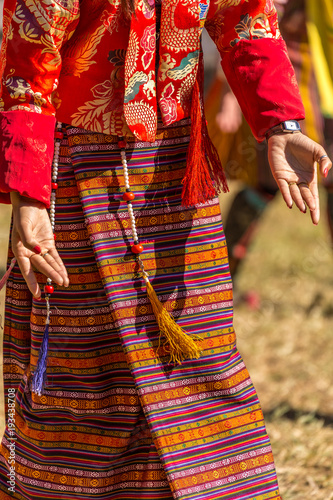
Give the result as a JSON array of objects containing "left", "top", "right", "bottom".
[{"left": 31, "top": 298, "right": 50, "bottom": 396}]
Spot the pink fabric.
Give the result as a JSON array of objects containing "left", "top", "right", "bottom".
[
  {"left": 0, "top": 111, "right": 55, "bottom": 207},
  {"left": 222, "top": 38, "right": 305, "bottom": 141}
]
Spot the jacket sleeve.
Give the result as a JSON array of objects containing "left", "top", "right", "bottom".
[
  {"left": 205, "top": 0, "right": 305, "bottom": 142},
  {"left": 0, "top": 0, "right": 80, "bottom": 206}
]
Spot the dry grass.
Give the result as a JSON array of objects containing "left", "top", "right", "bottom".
[
  {"left": 219, "top": 184, "right": 333, "bottom": 499},
  {"left": 0, "top": 187, "right": 332, "bottom": 498}
]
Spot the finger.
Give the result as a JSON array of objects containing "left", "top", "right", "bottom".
[
  {"left": 308, "top": 181, "right": 320, "bottom": 225},
  {"left": 317, "top": 153, "right": 332, "bottom": 178},
  {"left": 298, "top": 182, "right": 316, "bottom": 212},
  {"left": 289, "top": 183, "right": 307, "bottom": 213},
  {"left": 30, "top": 252, "right": 66, "bottom": 287},
  {"left": 16, "top": 255, "right": 42, "bottom": 298},
  {"left": 43, "top": 248, "right": 69, "bottom": 287},
  {"left": 276, "top": 179, "right": 293, "bottom": 209}
]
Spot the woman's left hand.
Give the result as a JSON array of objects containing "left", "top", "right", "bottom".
[{"left": 267, "top": 132, "right": 332, "bottom": 225}]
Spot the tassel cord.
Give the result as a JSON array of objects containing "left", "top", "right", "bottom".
[
  {"left": 31, "top": 121, "right": 63, "bottom": 395},
  {"left": 31, "top": 297, "right": 51, "bottom": 396},
  {"left": 0, "top": 257, "right": 17, "bottom": 292},
  {"left": 119, "top": 139, "right": 202, "bottom": 364}
]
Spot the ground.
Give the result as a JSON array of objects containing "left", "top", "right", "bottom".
[{"left": 0, "top": 184, "right": 332, "bottom": 499}]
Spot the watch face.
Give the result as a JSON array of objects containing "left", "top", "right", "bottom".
[{"left": 283, "top": 121, "right": 300, "bottom": 131}]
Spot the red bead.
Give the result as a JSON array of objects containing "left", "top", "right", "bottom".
[
  {"left": 51, "top": 182, "right": 58, "bottom": 190},
  {"left": 53, "top": 234, "right": 57, "bottom": 240},
  {"left": 44, "top": 285, "right": 54, "bottom": 294},
  {"left": 131, "top": 244, "right": 144, "bottom": 254},
  {"left": 122, "top": 192, "right": 135, "bottom": 202},
  {"left": 55, "top": 131, "right": 64, "bottom": 140},
  {"left": 118, "top": 140, "right": 126, "bottom": 149}
]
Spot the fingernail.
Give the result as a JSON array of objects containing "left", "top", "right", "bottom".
[
  {"left": 35, "top": 296, "right": 42, "bottom": 301},
  {"left": 32, "top": 245, "right": 42, "bottom": 254},
  {"left": 288, "top": 205, "right": 293, "bottom": 209},
  {"left": 324, "top": 168, "right": 328, "bottom": 178}
]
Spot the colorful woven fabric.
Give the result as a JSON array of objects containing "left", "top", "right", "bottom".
[{"left": 1, "top": 121, "right": 281, "bottom": 499}]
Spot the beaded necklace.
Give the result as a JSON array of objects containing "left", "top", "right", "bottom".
[
  {"left": 31, "top": 121, "right": 63, "bottom": 395},
  {"left": 31, "top": 124, "right": 202, "bottom": 395}
]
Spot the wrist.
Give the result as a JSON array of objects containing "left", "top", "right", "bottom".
[
  {"left": 266, "top": 120, "right": 302, "bottom": 140},
  {"left": 10, "top": 191, "right": 46, "bottom": 209}
]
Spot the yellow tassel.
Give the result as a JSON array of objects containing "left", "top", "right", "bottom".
[{"left": 145, "top": 279, "right": 202, "bottom": 364}]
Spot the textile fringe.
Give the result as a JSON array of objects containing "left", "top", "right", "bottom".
[
  {"left": 182, "top": 59, "right": 229, "bottom": 207},
  {"left": 0, "top": 257, "right": 16, "bottom": 291},
  {"left": 31, "top": 297, "right": 51, "bottom": 395},
  {"left": 145, "top": 279, "right": 202, "bottom": 364}
]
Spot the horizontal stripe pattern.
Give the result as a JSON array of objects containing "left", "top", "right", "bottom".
[{"left": 1, "top": 120, "right": 280, "bottom": 499}]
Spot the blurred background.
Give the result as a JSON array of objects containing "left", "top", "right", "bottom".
[{"left": 0, "top": 0, "right": 333, "bottom": 498}]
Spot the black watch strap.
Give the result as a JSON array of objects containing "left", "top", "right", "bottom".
[{"left": 266, "top": 120, "right": 302, "bottom": 140}]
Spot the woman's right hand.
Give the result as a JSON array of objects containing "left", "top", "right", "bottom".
[{"left": 10, "top": 192, "right": 69, "bottom": 299}]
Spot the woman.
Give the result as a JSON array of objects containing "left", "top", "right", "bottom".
[{"left": 0, "top": 1, "right": 331, "bottom": 499}]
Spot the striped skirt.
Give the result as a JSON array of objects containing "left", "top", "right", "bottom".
[{"left": 0, "top": 119, "right": 281, "bottom": 499}]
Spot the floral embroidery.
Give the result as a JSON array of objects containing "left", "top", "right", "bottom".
[
  {"left": 159, "top": 83, "right": 178, "bottom": 125},
  {"left": 141, "top": 25, "right": 156, "bottom": 70},
  {"left": 230, "top": 12, "right": 280, "bottom": 46},
  {"left": 60, "top": 23, "right": 107, "bottom": 77},
  {"left": 0, "top": 0, "right": 284, "bottom": 139},
  {"left": 140, "top": 0, "right": 155, "bottom": 20},
  {"left": 3, "top": 71, "right": 47, "bottom": 112},
  {"left": 216, "top": 0, "right": 243, "bottom": 8}
]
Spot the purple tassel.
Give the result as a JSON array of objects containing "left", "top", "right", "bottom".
[
  {"left": 0, "top": 258, "right": 16, "bottom": 291},
  {"left": 31, "top": 298, "right": 50, "bottom": 395}
]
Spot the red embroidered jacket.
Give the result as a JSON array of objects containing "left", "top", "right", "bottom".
[{"left": 0, "top": 0, "right": 304, "bottom": 206}]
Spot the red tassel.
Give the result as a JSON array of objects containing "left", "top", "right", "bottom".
[{"left": 182, "top": 56, "right": 229, "bottom": 207}]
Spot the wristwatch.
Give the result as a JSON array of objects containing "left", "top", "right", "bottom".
[{"left": 265, "top": 120, "right": 302, "bottom": 140}]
